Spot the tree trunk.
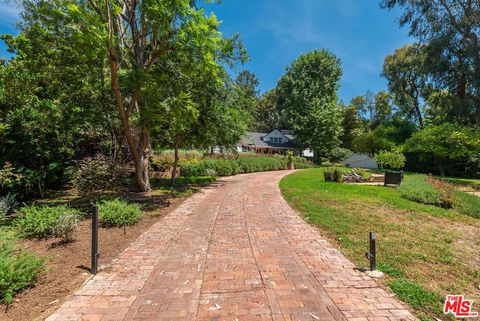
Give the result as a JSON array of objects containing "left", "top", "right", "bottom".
[
  {"left": 38, "top": 178, "right": 45, "bottom": 199},
  {"left": 413, "top": 92, "right": 424, "bottom": 128},
  {"left": 435, "top": 157, "right": 446, "bottom": 177},
  {"left": 108, "top": 52, "right": 151, "bottom": 192},
  {"left": 136, "top": 127, "right": 151, "bottom": 192},
  {"left": 171, "top": 138, "right": 180, "bottom": 184}
]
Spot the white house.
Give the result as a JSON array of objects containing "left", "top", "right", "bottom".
[
  {"left": 238, "top": 130, "right": 313, "bottom": 157},
  {"left": 341, "top": 153, "right": 378, "bottom": 169}
]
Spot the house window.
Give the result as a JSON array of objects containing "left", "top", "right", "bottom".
[{"left": 269, "top": 137, "right": 274, "bottom": 143}]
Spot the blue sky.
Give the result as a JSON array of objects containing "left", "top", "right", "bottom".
[{"left": 0, "top": 1, "right": 412, "bottom": 103}]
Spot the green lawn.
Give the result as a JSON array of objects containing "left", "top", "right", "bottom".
[
  {"left": 280, "top": 168, "right": 480, "bottom": 321},
  {"left": 443, "top": 176, "right": 480, "bottom": 186}
]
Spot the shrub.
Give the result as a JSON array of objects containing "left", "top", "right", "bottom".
[
  {"left": 236, "top": 157, "right": 286, "bottom": 173},
  {"left": 427, "top": 176, "right": 456, "bottom": 208},
  {"left": 0, "top": 194, "right": 18, "bottom": 218},
  {"left": 328, "top": 147, "right": 354, "bottom": 163},
  {"left": 0, "top": 162, "right": 24, "bottom": 193},
  {"left": 399, "top": 174, "right": 458, "bottom": 208},
  {"left": 15, "top": 205, "right": 81, "bottom": 239},
  {"left": 324, "top": 168, "right": 343, "bottom": 182},
  {"left": 74, "top": 155, "right": 116, "bottom": 196},
  {"left": 152, "top": 150, "right": 203, "bottom": 168},
  {"left": 98, "top": 199, "right": 142, "bottom": 227},
  {"left": 0, "top": 245, "right": 45, "bottom": 304},
  {"left": 399, "top": 175, "right": 443, "bottom": 207},
  {"left": 53, "top": 213, "right": 81, "bottom": 242},
  {"left": 375, "top": 148, "right": 406, "bottom": 170}
]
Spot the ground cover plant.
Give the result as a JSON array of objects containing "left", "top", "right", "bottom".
[
  {"left": 15, "top": 205, "right": 81, "bottom": 240},
  {"left": 98, "top": 199, "right": 143, "bottom": 227},
  {"left": 0, "top": 225, "right": 45, "bottom": 304},
  {"left": 399, "top": 174, "right": 479, "bottom": 217},
  {"left": 280, "top": 168, "right": 480, "bottom": 320}
]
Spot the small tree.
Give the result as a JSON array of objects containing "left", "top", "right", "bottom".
[
  {"left": 375, "top": 148, "right": 406, "bottom": 170},
  {"left": 404, "top": 123, "right": 480, "bottom": 176}
]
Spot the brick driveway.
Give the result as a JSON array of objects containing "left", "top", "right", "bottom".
[{"left": 47, "top": 171, "right": 416, "bottom": 321}]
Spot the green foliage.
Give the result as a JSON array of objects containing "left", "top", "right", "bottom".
[
  {"left": 375, "top": 148, "right": 406, "bottom": 170},
  {"left": 15, "top": 205, "right": 81, "bottom": 239},
  {"left": 236, "top": 157, "right": 286, "bottom": 173},
  {"left": 382, "top": 44, "right": 427, "bottom": 127},
  {"left": 0, "top": 3, "right": 117, "bottom": 197},
  {"left": 454, "top": 191, "right": 480, "bottom": 219},
  {"left": 152, "top": 150, "right": 203, "bottom": 168},
  {"left": 339, "top": 102, "right": 363, "bottom": 149},
  {"left": 389, "top": 279, "right": 441, "bottom": 310},
  {"left": 323, "top": 168, "right": 343, "bottom": 182},
  {"left": 73, "top": 155, "right": 116, "bottom": 196},
  {"left": 180, "top": 156, "right": 294, "bottom": 177},
  {"left": 0, "top": 194, "right": 19, "bottom": 219},
  {"left": 98, "top": 199, "right": 142, "bottom": 227},
  {"left": 276, "top": 49, "right": 343, "bottom": 156},
  {"left": 328, "top": 147, "right": 354, "bottom": 163},
  {"left": 253, "top": 89, "right": 281, "bottom": 132},
  {"left": 404, "top": 123, "right": 480, "bottom": 176},
  {"left": 0, "top": 245, "right": 45, "bottom": 304},
  {"left": 181, "top": 159, "right": 239, "bottom": 177},
  {"left": 399, "top": 175, "right": 444, "bottom": 207},
  {"left": 381, "top": 0, "right": 480, "bottom": 127},
  {"left": 352, "top": 126, "right": 396, "bottom": 155},
  {"left": 0, "top": 163, "right": 24, "bottom": 193},
  {"left": 378, "top": 262, "right": 405, "bottom": 278},
  {"left": 53, "top": 213, "right": 81, "bottom": 242},
  {"left": 398, "top": 175, "right": 456, "bottom": 209}
]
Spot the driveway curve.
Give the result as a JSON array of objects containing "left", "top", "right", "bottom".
[{"left": 47, "top": 170, "right": 415, "bottom": 321}]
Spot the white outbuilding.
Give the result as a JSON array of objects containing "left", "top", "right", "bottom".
[{"left": 341, "top": 153, "right": 378, "bottom": 169}]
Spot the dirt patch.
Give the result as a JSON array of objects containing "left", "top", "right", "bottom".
[{"left": 0, "top": 197, "right": 186, "bottom": 321}]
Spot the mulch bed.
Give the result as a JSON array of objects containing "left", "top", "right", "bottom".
[{"left": 0, "top": 197, "right": 185, "bottom": 321}]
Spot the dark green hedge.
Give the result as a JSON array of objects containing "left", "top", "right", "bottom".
[{"left": 180, "top": 156, "right": 313, "bottom": 177}]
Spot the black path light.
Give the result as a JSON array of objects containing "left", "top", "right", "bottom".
[
  {"left": 91, "top": 205, "right": 99, "bottom": 275},
  {"left": 365, "top": 231, "right": 377, "bottom": 271}
]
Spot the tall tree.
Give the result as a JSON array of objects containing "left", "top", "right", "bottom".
[
  {"left": 61, "top": 0, "right": 245, "bottom": 191},
  {"left": 1, "top": 1, "right": 118, "bottom": 197},
  {"left": 372, "top": 90, "right": 393, "bottom": 128},
  {"left": 381, "top": 0, "right": 480, "bottom": 126},
  {"left": 339, "top": 101, "right": 362, "bottom": 149},
  {"left": 253, "top": 89, "right": 281, "bottom": 132},
  {"left": 382, "top": 44, "right": 427, "bottom": 127},
  {"left": 404, "top": 123, "right": 480, "bottom": 176},
  {"left": 235, "top": 70, "right": 259, "bottom": 99},
  {"left": 276, "top": 49, "right": 343, "bottom": 156}
]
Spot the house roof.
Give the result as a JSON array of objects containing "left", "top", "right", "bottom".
[{"left": 241, "top": 131, "right": 297, "bottom": 149}]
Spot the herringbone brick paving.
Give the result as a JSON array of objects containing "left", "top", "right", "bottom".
[{"left": 46, "top": 171, "right": 416, "bottom": 321}]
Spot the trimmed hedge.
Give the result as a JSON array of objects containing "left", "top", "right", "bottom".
[{"left": 180, "top": 156, "right": 313, "bottom": 177}]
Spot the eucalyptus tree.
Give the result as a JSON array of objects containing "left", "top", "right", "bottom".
[
  {"left": 381, "top": 0, "right": 480, "bottom": 126},
  {"left": 382, "top": 44, "right": 427, "bottom": 127}
]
